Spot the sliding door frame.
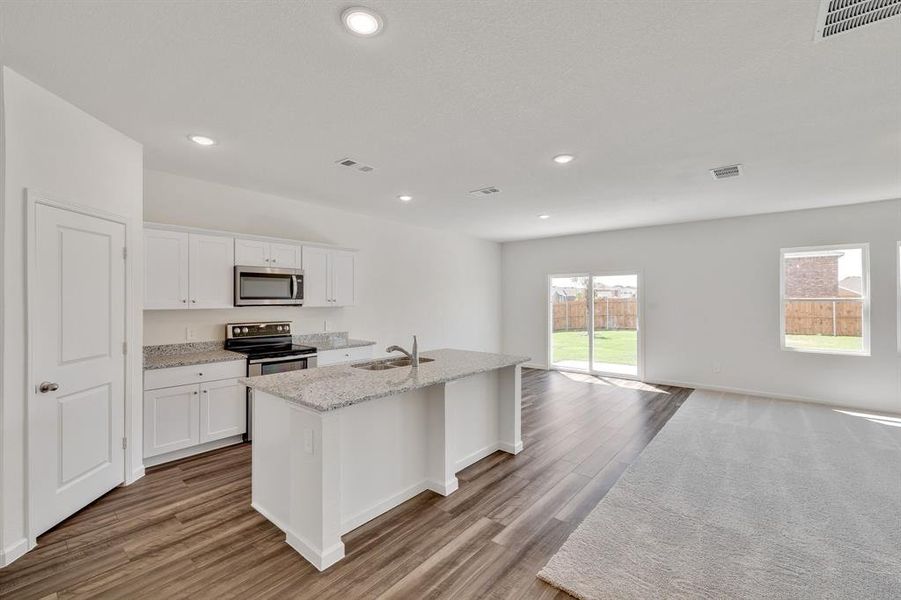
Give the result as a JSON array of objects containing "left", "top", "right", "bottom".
[{"left": 547, "top": 270, "right": 644, "bottom": 381}]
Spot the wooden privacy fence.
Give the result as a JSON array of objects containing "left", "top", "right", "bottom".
[
  {"left": 784, "top": 300, "right": 863, "bottom": 337},
  {"left": 553, "top": 298, "right": 637, "bottom": 331},
  {"left": 552, "top": 298, "right": 864, "bottom": 337}
]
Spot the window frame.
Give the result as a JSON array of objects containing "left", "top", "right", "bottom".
[{"left": 779, "top": 243, "right": 870, "bottom": 357}]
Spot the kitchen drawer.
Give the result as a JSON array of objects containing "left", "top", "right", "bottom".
[
  {"left": 317, "top": 345, "right": 373, "bottom": 366},
  {"left": 144, "top": 359, "right": 246, "bottom": 390}
]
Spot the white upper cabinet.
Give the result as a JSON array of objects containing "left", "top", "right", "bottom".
[
  {"left": 235, "top": 239, "right": 302, "bottom": 269},
  {"left": 331, "top": 250, "right": 356, "bottom": 306},
  {"left": 302, "top": 246, "right": 355, "bottom": 307},
  {"left": 189, "top": 234, "right": 235, "bottom": 308},
  {"left": 234, "top": 239, "right": 270, "bottom": 267},
  {"left": 145, "top": 230, "right": 190, "bottom": 309},
  {"left": 302, "top": 246, "right": 331, "bottom": 307},
  {"left": 144, "top": 229, "right": 234, "bottom": 309},
  {"left": 145, "top": 225, "right": 354, "bottom": 310},
  {"left": 269, "top": 243, "right": 302, "bottom": 269}
]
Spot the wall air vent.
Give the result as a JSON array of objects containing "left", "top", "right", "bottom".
[
  {"left": 710, "top": 164, "right": 743, "bottom": 180},
  {"left": 814, "top": 0, "right": 901, "bottom": 40},
  {"left": 335, "top": 157, "right": 376, "bottom": 173},
  {"left": 468, "top": 186, "right": 501, "bottom": 197}
]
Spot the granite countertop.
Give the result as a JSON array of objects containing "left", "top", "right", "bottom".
[
  {"left": 241, "top": 348, "right": 530, "bottom": 412},
  {"left": 294, "top": 332, "right": 376, "bottom": 352},
  {"left": 143, "top": 342, "right": 245, "bottom": 370},
  {"left": 312, "top": 338, "right": 377, "bottom": 351}
]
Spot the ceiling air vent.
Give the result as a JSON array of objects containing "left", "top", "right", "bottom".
[
  {"left": 468, "top": 186, "right": 501, "bottom": 197},
  {"left": 335, "top": 157, "right": 376, "bottom": 173},
  {"left": 814, "top": 0, "right": 901, "bottom": 40},
  {"left": 710, "top": 164, "right": 743, "bottom": 180}
]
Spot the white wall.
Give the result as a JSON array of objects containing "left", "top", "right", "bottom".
[
  {"left": 502, "top": 199, "right": 901, "bottom": 414},
  {"left": 0, "top": 68, "right": 143, "bottom": 565},
  {"left": 143, "top": 170, "right": 502, "bottom": 356}
]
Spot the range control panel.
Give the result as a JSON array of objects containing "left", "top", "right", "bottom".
[{"left": 226, "top": 321, "right": 292, "bottom": 339}]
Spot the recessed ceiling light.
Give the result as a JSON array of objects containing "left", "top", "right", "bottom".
[
  {"left": 552, "top": 154, "right": 574, "bottom": 164},
  {"left": 188, "top": 134, "right": 217, "bottom": 146},
  {"left": 538, "top": 214, "right": 550, "bottom": 219},
  {"left": 342, "top": 7, "right": 383, "bottom": 36},
  {"left": 398, "top": 195, "right": 412, "bottom": 202}
]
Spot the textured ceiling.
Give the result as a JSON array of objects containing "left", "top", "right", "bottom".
[{"left": 1, "top": 1, "right": 899, "bottom": 241}]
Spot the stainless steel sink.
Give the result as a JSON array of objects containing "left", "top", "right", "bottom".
[
  {"left": 353, "top": 362, "right": 397, "bottom": 371},
  {"left": 386, "top": 357, "right": 435, "bottom": 367},
  {"left": 352, "top": 357, "right": 435, "bottom": 370}
]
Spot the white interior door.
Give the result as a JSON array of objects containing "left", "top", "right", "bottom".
[{"left": 31, "top": 203, "right": 126, "bottom": 535}]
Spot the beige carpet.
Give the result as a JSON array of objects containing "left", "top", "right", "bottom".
[{"left": 538, "top": 389, "right": 901, "bottom": 599}]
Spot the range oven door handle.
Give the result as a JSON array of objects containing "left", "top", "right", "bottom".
[{"left": 249, "top": 354, "right": 317, "bottom": 365}]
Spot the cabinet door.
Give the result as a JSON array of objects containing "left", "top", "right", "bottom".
[
  {"left": 189, "top": 234, "right": 235, "bottom": 309},
  {"left": 199, "top": 378, "right": 247, "bottom": 443},
  {"left": 143, "top": 384, "right": 200, "bottom": 458},
  {"left": 269, "top": 243, "right": 302, "bottom": 269},
  {"left": 144, "top": 230, "right": 190, "bottom": 309},
  {"left": 331, "top": 250, "right": 356, "bottom": 306},
  {"left": 234, "top": 238, "right": 270, "bottom": 267},
  {"left": 302, "top": 246, "right": 331, "bottom": 307}
]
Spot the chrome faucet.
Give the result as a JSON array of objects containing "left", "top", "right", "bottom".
[{"left": 386, "top": 335, "right": 419, "bottom": 368}]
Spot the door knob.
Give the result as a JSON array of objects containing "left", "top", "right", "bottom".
[{"left": 38, "top": 382, "right": 59, "bottom": 393}]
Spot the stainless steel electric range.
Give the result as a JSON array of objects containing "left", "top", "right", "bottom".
[{"left": 224, "top": 321, "right": 317, "bottom": 441}]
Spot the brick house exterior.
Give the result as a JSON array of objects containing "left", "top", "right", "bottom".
[{"left": 784, "top": 253, "right": 841, "bottom": 298}]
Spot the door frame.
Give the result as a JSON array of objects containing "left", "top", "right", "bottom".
[
  {"left": 546, "top": 270, "right": 645, "bottom": 381},
  {"left": 24, "top": 189, "right": 133, "bottom": 547}
]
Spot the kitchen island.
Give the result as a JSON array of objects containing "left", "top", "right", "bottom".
[{"left": 241, "top": 348, "right": 529, "bottom": 570}]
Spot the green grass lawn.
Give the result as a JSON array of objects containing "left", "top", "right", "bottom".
[
  {"left": 785, "top": 334, "right": 863, "bottom": 352},
  {"left": 553, "top": 330, "right": 637, "bottom": 366}
]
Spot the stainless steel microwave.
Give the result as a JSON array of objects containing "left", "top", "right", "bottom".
[{"left": 234, "top": 266, "right": 304, "bottom": 306}]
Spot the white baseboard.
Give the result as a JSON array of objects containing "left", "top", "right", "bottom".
[
  {"left": 425, "top": 477, "right": 459, "bottom": 496},
  {"left": 455, "top": 442, "right": 502, "bottom": 471},
  {"left": 143, "top": 435, "right": 244, "bottom": 468},
  {"left": 499, "top": 440, "right": 523, "bottom": 454},
  {"left": 648, "top": 378, "right": 892, "bottom": 414},
  {"left": 340, "top": 481, "right": 429, "bottom": 534},
  {"left": 251, "top": 501, "right": 288, "bottom": 533},
  {"left": 286, "top": 530, "right": 345, "bottom": 572},
  {"left": 126, "top": 465, "right": 145, "bottom": 485},
  {"left": 1, "top": 538, "right": 29, "bottom": 568}
]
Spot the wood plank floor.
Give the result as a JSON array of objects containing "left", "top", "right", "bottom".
[{"left": 0, "top": 369, "right": 690, "bottom": 600}]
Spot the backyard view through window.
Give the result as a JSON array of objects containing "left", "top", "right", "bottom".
[
  {"left": 550, "top": 274, "right": 639, "bottom": 376},
  {"left": 781, "top": 246, "right": 867, "bottom": 354}
]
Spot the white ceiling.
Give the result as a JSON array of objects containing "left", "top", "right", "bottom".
[{"left": 1, "top": 1, "right": 899, "bottom": 242}]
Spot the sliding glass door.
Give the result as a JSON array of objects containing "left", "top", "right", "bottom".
[{"left": 549, "top": 273, "right": 641, "bottom": 378}]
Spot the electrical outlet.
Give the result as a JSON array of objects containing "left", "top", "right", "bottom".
[
  {"left": 323, "top": 320, "right": 329, "bottom": 332},
  {"left": 186, "top": 327, "right": 196, "bottom": 341},
  {"left": 712, "top": 361, "right": 722, "bottom": 374}
]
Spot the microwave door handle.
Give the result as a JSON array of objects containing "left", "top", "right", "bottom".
[{"left": 289, "top": 274, "right": 297, "bottom": 300}]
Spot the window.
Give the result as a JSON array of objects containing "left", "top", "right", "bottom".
[{"left": 780, "top": 244, "right": 869, "bottom": 355}]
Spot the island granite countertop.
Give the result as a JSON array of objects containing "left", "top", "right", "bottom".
[{"left": 241, "top": 348, "right": 529, "bottom": 412}]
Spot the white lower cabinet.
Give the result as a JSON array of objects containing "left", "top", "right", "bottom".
[
  {"left": 143, "top": 360, "right": 246, "bottom": 464},
  {"left": 317, "top": 345, "right": 373, "bottom": 366},
  {"left": 200, "top": 378, "right": 247, "bottom": 442},
  {"left": 143, "top": 383, "right": 200, "bottom": 458}
]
